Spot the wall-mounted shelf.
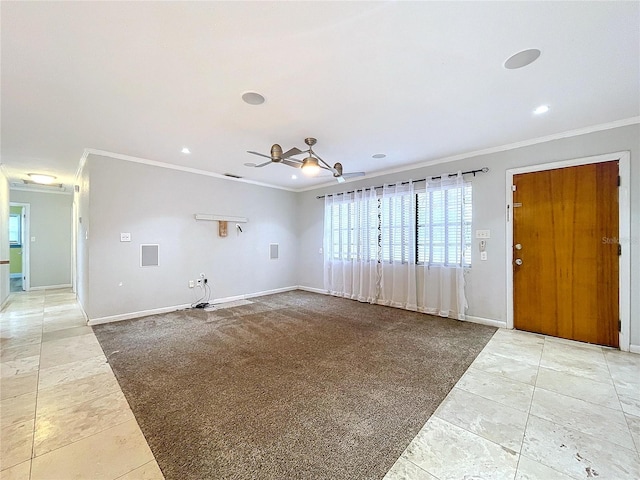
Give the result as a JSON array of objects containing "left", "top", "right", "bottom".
[{"left": 194, "top": 214, "right": 248, "bottom": 223}]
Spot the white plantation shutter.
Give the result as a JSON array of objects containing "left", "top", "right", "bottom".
[
  {"left": 380, "top": 191, "right": 413, "bottom": 263},
  {"left": 417, "top": 182, "right": 472, "bottom": 266}
]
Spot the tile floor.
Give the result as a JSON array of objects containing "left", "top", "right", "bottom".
[
  {"left": 2, "top": 289, "right": 639, "bottom": 480},
  {"left": 385, "top": 328, "right": 640, "bottom": 480},
  {"left": 1, "top": 288, "right": 163, "bottom": 479}
]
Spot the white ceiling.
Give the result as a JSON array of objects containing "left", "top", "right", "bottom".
[{"left": 2, "top": 1, "right": 638, "bottom": 192}]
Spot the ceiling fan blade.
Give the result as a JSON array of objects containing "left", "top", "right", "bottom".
[
  {"left": 244, "top": 161, "right": 272, "bottom": 168},
  {"left": 282, "top": 159, "right": 302, "bottom": 168},
  {"left": 342, "top": 172, "right": 366, "bottom": 179},
  {"left": 281, "top": 147, "right": 303, "bottom": 159},
  {"left": 247, "top": 150, "right": 272, "bottom": 159}
]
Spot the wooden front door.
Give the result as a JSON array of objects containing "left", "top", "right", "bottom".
[{"left": 513, "top": 161, "right": 619, "bottom": 347}]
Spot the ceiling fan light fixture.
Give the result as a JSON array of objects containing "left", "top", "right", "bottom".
[
  {"left": 28, "top": 173, "right": 56, "bottom": 185},
  {"left": 301, "top": 156, "right": 320, "bottom": 176}
]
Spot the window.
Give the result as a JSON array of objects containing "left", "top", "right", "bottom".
[
  {"left": 9, "top": 213, "right": 21, "bottom": 245},
  {"left": 380, "top": 193, "right": 413, "bottom": 263},
  {"left": 417, "top": 183, "right": 472, "bottom": 266},
  {"left": 329, "top": 196, "right": 378, "bottom": 261},
  {"left": 326, "top": 182, "right": 472, "bottom": 266}
]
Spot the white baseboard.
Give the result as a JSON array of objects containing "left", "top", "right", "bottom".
[
  {"left": 88, "top": 286, "right": 300, "bottom": 325},
  {"left": 464, "top": 315, "right": 507, "bottom": 329},
  {"left": 299, "top": 286, "right": 506, "bottom": 327},
  {"left": 29, "top": 284, "right": 72, "bottom": 291},
  {"left": 629, "top": 344, "right": 640, "bottom": 355},
  {"left": 296, "top": 286, "right": 327, "bottom": 295},
  {"left": 88, "top": 303, "right": 193, "bottom": 326},
  {"left": 77, "top": 301, "right": 89, "bottom": 322},
  {"left": 217, "top": 286, "right": 299, "bottom": 303}
]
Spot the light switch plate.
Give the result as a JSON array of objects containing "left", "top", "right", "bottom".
[
  {"left": 476, "top": 229, "right": 491, "bottom": 239},
  {"left": 120, "top": 232, "right": 131, "bottom": 242}
]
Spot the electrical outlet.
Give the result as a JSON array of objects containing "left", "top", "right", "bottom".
[
  {"left": 189, "top": 280, "right": 195, "bottom": 288},
  {"left": 481, "top": 251, "right": 488, "bottom": 261},
  {"left": 475, "top": 229, "right": 491, "bottom": 239},
  {"left": 120, "top": 232, "right": 131, "bottom": 242},
  {"left": 196, "top": 279, "right": 202, "bottom": 286}
]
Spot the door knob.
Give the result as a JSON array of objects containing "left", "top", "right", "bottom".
[
  {"left": 515, "top": 258, "right": 523, "bottom": 266},
  {"left": 514, "top": 243, "right": 522, "bottom": 250}
]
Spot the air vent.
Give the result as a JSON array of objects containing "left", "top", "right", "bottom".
[
  {"left": 224, "top": 173, "right": 242, "bottom": 179},
  {"left": 140, "top": 244, "right": 160, "bottom": 267}
]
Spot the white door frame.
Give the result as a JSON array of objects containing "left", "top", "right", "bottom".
[
  {"left": 9, "top": 202, "right": 30, "bottom": 292},
  {"left": 505, "top": 151, "right": 631, "bottom": 352}
]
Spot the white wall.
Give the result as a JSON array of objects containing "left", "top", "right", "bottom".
[
  {"left": 9, "top": 189, "right": 73, "bottom": 288},
  {"left": 0, "top": 170, "right": 10, "bottom": 306},
  {"left": 76, "top": 162, "right": 91, "bottom": 314},
  {"left": 296, "top": 124, "right": 640, "bottom": 346},
  {"left": 83, "top": 155, "right": 298, "bottom": 320}
]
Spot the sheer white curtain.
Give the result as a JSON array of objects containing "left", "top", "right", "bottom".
[
  {"left": 379, "top": 181, "right": 418, "bottom": 311},
  {"left": 323, "top": 173, "right": 468, "bottom": 320},
  {"left": 417, "top": 172, "right": 468, "bottom": 319},
  {"left": 323, "top": 188, "right": 379, "bottom": 303}
]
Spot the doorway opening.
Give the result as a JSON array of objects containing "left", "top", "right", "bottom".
[{"left": 9, "top": 202, "right": 30, "bottom": 292}]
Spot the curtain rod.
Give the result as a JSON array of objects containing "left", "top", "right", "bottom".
[{"left": 316, "top": 167, "right": 489, "bottom": 199}]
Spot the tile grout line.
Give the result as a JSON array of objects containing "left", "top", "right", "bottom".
[
  {"left": 528, "top": 340, "right": 639, "bottom": 478},
  {"left": 30, "top": 290, "right": 47, "bottom": 478},
  {"left": 456, "top": 365, "right": 534, "bottom": 407},
  {"left": 406, "top": 456, "right": 443, "bottom": 480},
  {"left": 520, "top": 338, "right": 614, "bottom": 480},
  {"left": 511, "top": 334, "right": 544, "bottom": 479},
  {"left": 604, "top": 350, "right": 640, "bottom": 456},
  {"left": 30, "top": 290, "right": 154, "bottom": 479}
]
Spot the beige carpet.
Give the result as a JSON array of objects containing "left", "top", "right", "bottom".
[{"left": 93, "top": 290, "right": 496, "bottom": 480}]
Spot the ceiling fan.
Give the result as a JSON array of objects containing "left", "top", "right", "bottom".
[{"left": 245, "top": 137, "right": 365, "bottom": 183}]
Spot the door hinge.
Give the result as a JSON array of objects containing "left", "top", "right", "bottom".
[
  {"left": 617, "top": 176, "right": 621, "bottom": 187},
  {"left": 512, "top": 185, "right": 517, "bottom": 191},
  {"left": 618, "top": 319, "right": 622, "bottom": 332},
  {"left": 618, "top": 244, "right": 622, "bottom": 256}
]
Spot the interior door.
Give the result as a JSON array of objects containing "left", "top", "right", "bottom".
[{"left": 513, "top": 161, "right": 619, "bottom": 347}]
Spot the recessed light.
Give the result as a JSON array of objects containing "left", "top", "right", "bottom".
[
  {"left": 372, "top": 153, "right": 386, "bottom": 159},
  {"left": 504, "top": 49, "right": 541, "bottom": 69},
  {"left": 181, "top": 147, "right": 191, "bottom": 154},
  {"left": 242, "top": 91, "right": 266, "bottom": 105},
  {"left": 534, "top": 105, "right": 550, "bottom": 115},
  {"left": 28, "top": 173, "right": 56, "bottom": 185},
  {"left": 291, "top": 174, "right": 297, "bottom": 180}
]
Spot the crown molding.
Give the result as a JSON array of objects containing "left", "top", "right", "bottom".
[
  {"left": 72, "top": 117, "right": 639, "bottom": 194},
  {"left": 295, "top": 116, "right": 640, "bottom": 193},
  {"left": 80, "top": 148, "right": 297, "bottom": 192}
]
